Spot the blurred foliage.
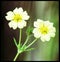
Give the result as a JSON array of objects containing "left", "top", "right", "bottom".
[{"left": 26, "top": 26, "right": 33, "bottom": 36}]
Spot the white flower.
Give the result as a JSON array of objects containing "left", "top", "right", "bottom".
[
  {"left": 5, "top": 7, "right": 30, "bottom": 29},
  {"left": 33, "top": 19, "right": 56, "bottom": 42}
]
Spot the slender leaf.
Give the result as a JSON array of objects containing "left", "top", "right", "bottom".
[{"left": 13, "top": 37, "right": 18, "bottom": 47}]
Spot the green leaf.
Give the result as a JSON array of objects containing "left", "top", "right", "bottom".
[
  {"left": 13, "top": 37, "right": 18, "bottom": 47},
  {"left": 26, "top": 26, "right": 33, "bottom": 36}
]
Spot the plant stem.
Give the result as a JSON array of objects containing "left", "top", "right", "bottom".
[
  {"left": 22, "top": 36, "right": 29, "bottom": 48},
  {"left": 19, "top": 29, "right": 22, "bottom": 45},
  {"left": 13, "top": 52, "right": 20, "bottom": 61},
  {"left": 25, "top": 38, "right": 38, "bottom": 49}
]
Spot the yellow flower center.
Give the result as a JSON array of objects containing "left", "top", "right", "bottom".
[
  {"left": 38, "top": 24, "right": 49, "bottom": 35},
  {"left": 13, "top": 14, "right": 22, "bottom": 22}
]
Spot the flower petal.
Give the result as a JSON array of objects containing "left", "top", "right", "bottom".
[
  {"left": 33, "top": 28, "right": 41, "bottom": 38},
  {"left": 13, "top": 7, "right": 19, "bottom": 14},
  {"left": 40, "top": 36, "right": 46, "bottom": 42},
  {"left": 40, "top": 35, "right": 50, "bottom": 42},
  {"left": 6, "top": 11, "right": 14, "bottom": 16},
  {"left": 21, "top": 11, "right": 30, "bottom": 20},
  {"left": 44, "top": 21, "right": 53, "bottom": 27},
  {"left": 5, "top": 16, "right": 13, "bottom": 21},
  {"left": 17, "top": 21, "right": 27, "bottom": 29},
  {"left": 5, "top": 11, "right": 14, "bottom": 20},
  {"left": 34, "top": 19, "right": 43, "bottom": 28},
  {"left": 34, "top": 21, "right": 39, "bottom": 28},
  {"left": 18, "top": 7, "right": 23, "bottom": 13},
  {"left": 49, "top": 32, "right": 55, "bottom": 37},
  {"left": 13, "top": 7, "right": 23, "bottom": 14},
  {"left": 8, "top": 21, "right": 17, "bottom": 29},
  {"left": 45, "top": 35, "right": 50, "bottom": 41}
]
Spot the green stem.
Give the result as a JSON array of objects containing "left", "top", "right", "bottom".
[
  {"left": 22, "top": 36, "right": 30, "bottom": 48},
  {"left": 25, "top": 38, "right": 38, "bottom": 49},
  {"left": 13, "top": 52, "right": 20, "bottom": 61},
  {"left": 19, "top": 29, "right": 22, "bottom": 45}
]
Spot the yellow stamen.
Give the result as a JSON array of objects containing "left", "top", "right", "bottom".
[
  {"left": 13, "top": 14, "right": 22, "bottom": 22},
  {"left": 38, "top": 24, "right": 49, "bottom": 35}
]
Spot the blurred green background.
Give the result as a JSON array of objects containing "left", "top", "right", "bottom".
[
  {"left": 24, "top": 1, "right": 59, "bottom": 61},
  {"left": 1, "top": 1, "right": 59, "bottom": 61}
]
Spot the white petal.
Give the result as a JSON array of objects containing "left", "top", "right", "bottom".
[
  {"left": 18, "top": 7, "right": 23, "bottom": 12},
  {"left": 48, "top": 27, "right": 56, "bottom": 37},
  {"left": 34, "top": 21, "right": 39, "bottom": 28},
  {"left": 49, "top": 32, "right": 55, "bottom": 37},
  {"left": 51, "top": 33, "right": 55, "bottom": 37},
  {"left": 8, "top": 21, "right": 13, "bottom": 28},
  {"left": 40, "top": 34, "right": 50, "bottom": 42},
  {"left": 33, "top": 28, "right": 38, "bottom": 33},
  {"left": 13, "top": 7, "right": 19, "bottom": 14},
  {"left": 17, "top": 7, "right": 24, "bottom": 14},
  {"left": 6, "top": 11, "right": 14, "bottom": 16},
  {"left": 8, "top": 21, "right": 17, "bottom": 29},
  {"left": 45, "top": 35, "right": 50, "bottom": 41},
  {"left": 34, "top": 33, "right": 40, "bottom": 38},
  {"left": 33, "top": 28, "right": 41, "bottom": 38},
  {"left": 17, "top": 21, "right": 27, "bottom": 29},
  {"left": 44, "top": 21, "right": 54, "bottom": 29},
  {"left": 22, "top": 11, "right": 30, "bottom": 20},
  {"left": 34, "top": 19, "right": 44, "bottom": 28},
  {"left": 5, "top": 11, "right": 14, "bottom": 20},
  {"left": 50, "top": 27, "right": 56, "bottom": 32},
  {"left": 5, "top": 16, "right": 13, "bottom": 21},
  {"left": 40, "top": 36, "right": 46, "bottom": 42},
  {"left": 13, "top": 7, "right": 23, "bottom": 14},
  {"left": 22, "top": 21, "right": 27, "bottom": 27},
  {"left": 23, "top": 15, "right": 30, "bottom": 20}
]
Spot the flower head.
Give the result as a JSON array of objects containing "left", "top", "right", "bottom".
[
  {"left": 33, "top": 19, "right": 56, "bottom": 42},
  {"left": 5, "top": 7, "right": 30, "bottom": 29}
]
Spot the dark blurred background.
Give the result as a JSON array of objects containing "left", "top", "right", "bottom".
[{"left": 1, "top": 1, "right": 59, "bottom": 61}]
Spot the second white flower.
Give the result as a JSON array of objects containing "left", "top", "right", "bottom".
[{"left": 33, "top": 19, "right": 56, "bottom": 42}]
